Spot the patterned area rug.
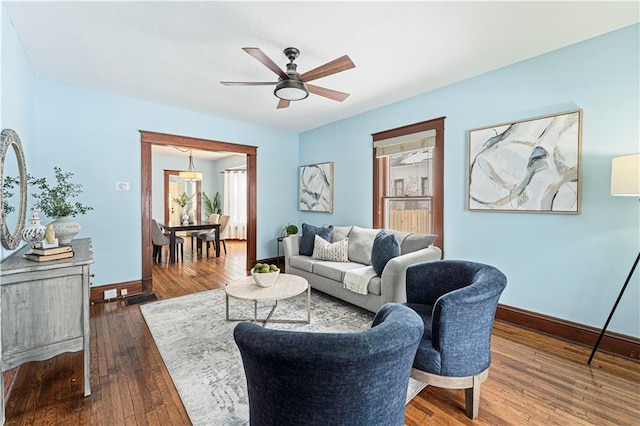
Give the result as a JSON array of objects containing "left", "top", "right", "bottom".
[{"left": 141, "top": 288, "right": 426, "bottom": 426}]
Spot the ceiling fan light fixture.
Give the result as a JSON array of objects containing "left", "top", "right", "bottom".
[
  {"left": 274, "top": 79, "right": 309, "bottom": 101},
  {"left": 178, "top": 151, "right": 203, "bottom": 181}
]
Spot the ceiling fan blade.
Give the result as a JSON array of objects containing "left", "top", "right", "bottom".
[
  {"left": 243, "top": 47, "right": 289, "bottom": 80},
  {"left": 306, "top": 84, "right": 350, "bottom": 102},
  {"left": 277, "top": 99, "right": 290, "bottom": 109},
  {"left": 300, "top": 55, "right": 355, "bottom": 82},
  {"left": 221, "top": 81, "right": 278, "bottom": 86}
]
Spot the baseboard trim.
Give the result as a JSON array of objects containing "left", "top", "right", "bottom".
[
  {"left": 90, "top": 280, "right": 144, "bottom": 303},
  {"left": 496, "top": 304, "right": 639, "bottom": 361},
  {"left": 3, "top": 367, "right": 19, "bottom": 404},
  {"left": 257, "top": 257, "right": 279, "bottom": 266}
]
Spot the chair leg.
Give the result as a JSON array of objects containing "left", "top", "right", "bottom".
[
  {"left": 180, "top": 243, "right": 184, "bottom": 262},
  {"left": 464, "top": 374, "right": 482, "bottom": 419},
  {"left": 206, "top": 241, "right": 210, "bottom": 258},
  {"left": 222, "top": 240, "right": 227, "bottom": 254}
]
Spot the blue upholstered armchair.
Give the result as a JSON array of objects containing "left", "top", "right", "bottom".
[
  {"left": 233, "top": 303, "right": 424, "bottom": 426},
  {"left": 403, "top": 260, "right": 507, "bottom": 419}
]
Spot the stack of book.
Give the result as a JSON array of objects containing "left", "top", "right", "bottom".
[{"left": 24, "top": 244, "right": 74, "bottom": 262}]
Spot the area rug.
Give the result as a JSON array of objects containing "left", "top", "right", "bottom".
[{"left": 140, "top": 288, "right": 426, "bottom": 426}]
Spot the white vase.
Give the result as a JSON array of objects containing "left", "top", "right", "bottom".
[
  {"left": 50, "top": 216, "right": 81, "bottom": 244},
  {"left": 21, "top": 208, "right": 47, "bottom": 247}
]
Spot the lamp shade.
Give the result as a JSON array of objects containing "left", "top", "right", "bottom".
[
  {"left": 178, "top": 170, "right": 203, "bottom": 181},
  {"left": 611, "top": 153, "right": 640, "bottom": 196},
  {"left": 178, "top": 151, "right": 202, "bottom": 181}
]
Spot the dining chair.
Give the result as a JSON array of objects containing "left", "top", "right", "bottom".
[
  {"left": 198, "top": 214, "right": 229, "bottom": 257},
  {"left": 152, "top": 219, "right": 184, "bottom": 263},
  {"left": 191, "top": 213, "right": 220, "bottom": 249}
]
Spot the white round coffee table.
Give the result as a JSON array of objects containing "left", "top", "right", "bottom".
[{"left": 225, "top": 274, "right": 310, "bottom": 326}]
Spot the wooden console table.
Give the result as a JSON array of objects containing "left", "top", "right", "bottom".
[{"left": 0, "top": 238, "right": 93, "bottom": 419}]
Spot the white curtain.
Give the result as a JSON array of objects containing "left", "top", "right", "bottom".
[{"left": 223, "top": 170, "right": 247, "bottom": 240}]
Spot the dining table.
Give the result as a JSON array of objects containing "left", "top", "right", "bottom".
[{"left": 158, "top": 221, "right": 221, "bottom": 263}]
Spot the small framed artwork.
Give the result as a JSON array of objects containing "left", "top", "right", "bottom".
[
  {"left": 299, "top": 162, "right": 333, "bottom": 213},
  {"left": 468, "top": 109, "right": 582, "bottom": 214}
]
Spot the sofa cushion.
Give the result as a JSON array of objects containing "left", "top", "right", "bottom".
[
  {"left": 311, "top": 235, "right": 349, "bottom": 262},
  {"left": 289, "top": 255, "right": 322, "bottom": 273},
  {"left": 401, "top": 234, "right": 437, "bottom": 255},
  {"left": 348, "top": 226, "right": 379, "bottom": 265},
  {"left": 371, "top": 230, "right": 400, "bottom": 276},
  {"left": 314, "top": 261, "right": 365, "bottom": 282},
  {"left": 300, "top": 223, "right": 333, "bottom": 256},
  {"left": 330, "top": 225, "right": 353, "bottom": 242},
  {"left": 389, "top": 230, "right": 411, "bottom": 248}
]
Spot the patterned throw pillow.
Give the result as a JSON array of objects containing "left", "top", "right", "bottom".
[{"left": 311, "top": 235, "right": 349, "bottom": 262}]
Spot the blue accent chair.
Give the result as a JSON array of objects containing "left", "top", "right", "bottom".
[
  {"left": 403, "top": 260, "right": 507, "bottom": 419},
  {"left": 233, "top": 303, "right": 424, "bottom": 426}
]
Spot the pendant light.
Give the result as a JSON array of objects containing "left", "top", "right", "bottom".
[{"left": 178, "top": 150, "right": 203, "bottom": 181}]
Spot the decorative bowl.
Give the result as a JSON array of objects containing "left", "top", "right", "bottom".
[{"left": 251, "top": 268, "right": 280, "bottom": 287}]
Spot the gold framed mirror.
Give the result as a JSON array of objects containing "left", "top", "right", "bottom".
[{"left": 0, "top": 129, "right": 28, "bottom": 250}]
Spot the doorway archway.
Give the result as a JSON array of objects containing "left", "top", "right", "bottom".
[{"left": 140, "top": 130, "right": 257, "bottom": 293}]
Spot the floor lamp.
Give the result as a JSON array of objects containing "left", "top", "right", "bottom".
[{"left": 588, "top": 153, "right": 640, "bottom": 364}]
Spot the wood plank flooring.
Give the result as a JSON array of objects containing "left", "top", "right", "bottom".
[{"left": 4, "top": 239, "right": 639, "bottom": 425}]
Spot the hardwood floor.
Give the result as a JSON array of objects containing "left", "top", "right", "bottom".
[{"left": 4, "top": 239, "right": 639, "bottom": 425}]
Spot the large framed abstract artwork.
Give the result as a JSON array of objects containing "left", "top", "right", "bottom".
[
  {"left": 468, "top": 109, "right": 582, "bottom": 214},
  {"left": 299, "top": 162, "right": 333, "bottom": 213}
]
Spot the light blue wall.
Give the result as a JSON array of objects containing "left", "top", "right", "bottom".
[
  {"left": 299, "top": 24, "right": 640, "bottom": 337},
  {"left": 0, "top": 6, "right": 37, "bottom": 260}
]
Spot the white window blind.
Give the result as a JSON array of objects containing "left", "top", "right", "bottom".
[{"left": 373, "top": 129, "right": 436, "bottom": 157}]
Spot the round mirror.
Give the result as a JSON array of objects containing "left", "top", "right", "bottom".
[{"left": 0, "top": 129, "right": 27, "bottom": 250}]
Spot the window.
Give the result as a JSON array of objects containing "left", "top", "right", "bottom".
[
  {"left": 421, "top": 177, "right": 430, "bottom": 196},
  {"left": 393, "top": 179, "right": 405, "bottom": 196},
  {"left": 372, "top": 117, "right": 444, "bottom": 250}
]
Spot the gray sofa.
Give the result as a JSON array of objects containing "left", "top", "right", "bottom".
[{"left": 283, "top": 225, "right": 442, "bottom": 313}]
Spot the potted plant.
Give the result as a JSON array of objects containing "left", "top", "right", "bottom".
[
  {"left": 281, "top": 223, "right": 298, "bottom": 237},
  {"left": 173, "top": 192, "right": 194, "bottom": 224},
  {"left": 28, "top": 167, "right": 93, "bottom": 244},
  {"left": 202, "top": 191, "right": 222, "bottom": 220}
]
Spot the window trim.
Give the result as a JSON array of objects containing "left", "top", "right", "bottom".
[{"left": 372, "top": 117, "right": 445, "bottom": 252}]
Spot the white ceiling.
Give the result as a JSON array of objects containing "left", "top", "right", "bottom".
[{"left": 4, "top": 1, "right": 639, "bottom": 133}]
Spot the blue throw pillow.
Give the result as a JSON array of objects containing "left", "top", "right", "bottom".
[
  {"left": 300, "top": 223, "right": 333, "bottom": 256},
  {"left": 371, "top": 230, "right": 400, "bottom": 276}
]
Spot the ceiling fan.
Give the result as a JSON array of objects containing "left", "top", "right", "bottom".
[{"left": 221, "top": 47, "right": 355, "bottom": 109}]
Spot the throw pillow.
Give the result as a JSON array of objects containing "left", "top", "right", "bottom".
[
  {"left": 330, "top": 225, "right": 353, "bottom": 242},
  {"left": 311, "top": 235, "right": 349, "bottom": 262},
  {"left": 300, "top": 223, "right": 333, "bottom": 256},
  {"left": 371, "top": 230, "right": 400, "bottom": 276},
  {"left": 347, "top": 226, "right": 379, "bottom": 265},
  {"left": 400, "top": 234, "right": 437, "bottom": 255}
]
